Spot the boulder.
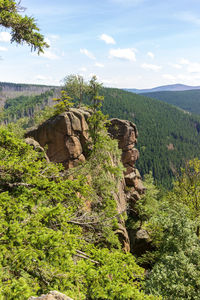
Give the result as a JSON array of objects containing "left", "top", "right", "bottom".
[
  {"left": 28, "top": 291, "right": 73, "bottom": 300},
  {"left": 25, "top": 110, "right": 89, "bottom": 169}
]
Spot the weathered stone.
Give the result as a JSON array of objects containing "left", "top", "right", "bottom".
[
  {"left": 122, "top": 148, "right": 139, "bottom": 166},
  {"left": 28, "top": 290, "right": 73, "bottom": 300},
  {"left": 107, "top": 118, "right": 138, "bottom": 150},
  {"left": 125, "top": 171, "right": 138, "bottom": 186},
  {"left": 65, "top": 136, "right": 82, "bottom": 159},
  {"left": 25, "top": 110, "right": 89, "bottom": 168}
]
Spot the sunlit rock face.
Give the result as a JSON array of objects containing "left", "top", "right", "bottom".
[{"left": 25, "top": 108, "right": 90, "bottom": 169}]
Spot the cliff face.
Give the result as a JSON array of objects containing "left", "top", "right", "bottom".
[
  {"left": 26, "top": 108, "right": 90, "bottom": 169},
  {"left": 26, "top": 109, "right": 144, "bottom": 252}
]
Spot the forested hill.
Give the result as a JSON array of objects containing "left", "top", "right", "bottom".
[
  {"left": 0, "top": 81, "right": 59, "bottom": 108},
  {"left": 139, "top": 89, "right": 200, "bottom": 115},
  {"left": 101, "top": 88, "right": 200, "bottom": 188}
]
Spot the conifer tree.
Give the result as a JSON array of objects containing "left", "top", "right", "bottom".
[{"left": 0, "top": 0, "right": 48, "bottom": 53}]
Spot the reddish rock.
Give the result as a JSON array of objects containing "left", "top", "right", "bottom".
[{"left": 25, "top": 109, "right": 89, "bottom": 168}]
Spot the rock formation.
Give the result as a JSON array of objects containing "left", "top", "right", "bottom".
[
  {"left": 107, "top": 118, "right": 145, "bottom": 196},
  {"left": 28, "top": 291, "right": 73, "bottom": 300},
  {"left": 25, "top": 108, "right": 90, "bottom": 169},
  {"left": 26, "top": 110, "right": 145, "bottom": 253}
]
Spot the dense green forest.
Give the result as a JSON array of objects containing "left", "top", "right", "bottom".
[
  {"left": 101, "top": 88, "right": 200, "bottom": 188},
  {"left": 140, "top": 89, "right": 200, "bottom": 115}
]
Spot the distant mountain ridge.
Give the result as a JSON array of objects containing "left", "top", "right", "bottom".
[{"left": 125, "top": 83, "right": 200, "bottom": 94}]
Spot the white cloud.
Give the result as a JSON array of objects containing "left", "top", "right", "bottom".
[
  {"left": 40, "top": 50, "right": 59, "bottom": 60},
  {"left": 187, "top": 62, "right": 200, "bottom": 73},
  {"left": 147, "top": 52, "right": 154, "bottom": 59},
  {"left": 80, "top": 48, "right": 96, "bottom": 60},
  {"left": 100, "top": 34, "right": 116, "bottom": 45},
  {"left": 0, "top": 32, "right": 11, "bottom": 42},
  {"left": 179, "top": 58, "right": 200, "bottom": 73},
  {"left": 0, "top": 46, "right": 7, "bottom": 51},
  {"left": 169, "top": 63, "right": 182, "bottom": 69},
  {"left": 141, "top": 63, "right": 162, "bottom": 71},
  {"left": 95, "top": 62, "right": 104, "bottom": 68},
  {"left": 109, "top": 48, "right": 136, "bottom": 61}
]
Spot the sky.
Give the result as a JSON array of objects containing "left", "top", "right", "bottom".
[{"left": 1, "top": 0, "right": 200, "bottom": 88}]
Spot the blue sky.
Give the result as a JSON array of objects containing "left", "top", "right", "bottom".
[{"left": 1, "top": 0, "right": 200, "bottom": 88}]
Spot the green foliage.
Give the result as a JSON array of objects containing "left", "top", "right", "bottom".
[
  {"left": 170, "top": 158, "right": 200, "bottom": 235},
  {"left": 64, "top": 74, "right": 88, "bottom": 107},
  {"left": 88, "top": 110, "right": 108, "bottom": 147},
  {"left": 135, "top": 172, "right": 160, "bottom": 227},
  {"left": 53, "top": 90, "right": 74, "bottom": 115},
  {"left": 72, "top": 126, "right": 125, "bottom": 248},
  {"left": 0, "top": 0, "right": 48, "bottom": 53},
  {"left": 0, "top": 126, "right": 156, "bottom": 299},
  {"left": 145, "top": 202, "right": 200, "bottom": 300},
  {"left": 86, "top": 76, "right": 105, "bottom": 147},
  {"left": 88, "top": 75, "right": 104, "bottom": 111}
]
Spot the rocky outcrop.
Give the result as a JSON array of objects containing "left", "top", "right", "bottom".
[
  {"left": 25, "top": 108, "right": 90, "bottom": 169},
  {"left": 26, "top": 110, "right": 145, "bottom": 253},
  {"left": 28, "top": 291, "right": 73, "bottom": 300},
  {"left": 107, "top": 118, "right": 145, "bottom": 197}
]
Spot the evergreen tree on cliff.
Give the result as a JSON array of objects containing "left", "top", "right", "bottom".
[{"left": 0, "top": 0, "right": 48, "bottom": 53}]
